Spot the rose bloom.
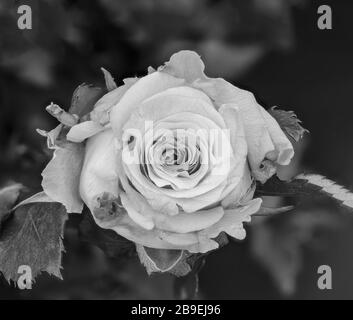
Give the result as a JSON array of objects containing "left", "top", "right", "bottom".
[{"left": 45, "top": 51, "right": 294, "bottom": 254}]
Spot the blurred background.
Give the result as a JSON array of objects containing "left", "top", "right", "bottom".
[{"left": 1, "top": 0, "right": 353, "bottom": 299}]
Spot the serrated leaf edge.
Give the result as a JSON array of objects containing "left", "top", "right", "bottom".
[{"left": 296, "top": 173, "right": 353, "bottom": 208}]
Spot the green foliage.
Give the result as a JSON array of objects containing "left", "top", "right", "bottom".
[
  {"left": 269, "top": 107, "right": 308, "bottom": 142},
  {"left": 256, "top": 173, "right": 353, "bottom": 210},
  {"left": 70, "top": 84, "right": 104, "bottom": 118},
  {"left": 0, "top": 184, "right": 68, "bottom": 284},
  {"left": 41, "top": 142, "right": 84, "bottom": 214}
]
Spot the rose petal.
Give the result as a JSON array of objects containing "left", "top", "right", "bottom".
[
  {"left": 218, "top": 103, "right": 247, "bottom": 162},
  {"left": 123, "top": 96, "right": 232, "bottom": 198},
  {"left": 221, "top": 163, "right": 254, "bottom": 208},
  {"left": 37, "top": 124, "right": 63, "bottom": 149},
  {"left": 120, "top": 86, "right": 236, "bottom": 212},
  {"left": 110, "top": 71, "right": 184, "bottom": 142},
  {"left": 160, "top": 50, "right": 205, "bottom": 83},
  {"left": 258, "top": 107, "right": 294, "bottom": 165},
  {"left": 101, "top": 67, "right": 117, "bottom": 91},
  {"left": 120, "top": 192, "right": 155, "bottom": 230},
  {"left": 91, "top": 78, "right": 138, "bottom": 126},
  {"left": 118, "top": 151, "right": 226, "bottom": 234},
  {"left": 96, "top": 210, "right": 202, "bottom": 250},
  {"left": 118, "top": 150, "right": 180, "bottom": 216},
  {"left": 67, "top": 121, "right": 104, "bottom": 143},
  {"left": 134, "top": 86, "right": 225, "bottom": 129},
  {"left": 79, "top": 129, "right": 119, "bottom": 210},
  {"left": 154, "top": 206, "right": 224, "bottom": 234},
  {"left": 143, "top": 119, "right": 210, "bottom": 191},
  {"left": 42, "top": 142, "right": 84, "bottom": 213},
  {"left": 199, "top": 198, "right": 262, "bottom": 241},
  {"left": 159, "top": 51, "right": 294, "bottom": 182},
  {"left": 201, "top": 81, "right": 294, "bottom": 180}
]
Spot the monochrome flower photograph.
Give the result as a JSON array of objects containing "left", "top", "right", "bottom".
[{"left": 0, "top": 0, "right": 352, "bottom": 303}]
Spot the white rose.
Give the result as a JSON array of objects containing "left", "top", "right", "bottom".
[{"left": 49, "top": 51, "right": 294, "bottom": 254}]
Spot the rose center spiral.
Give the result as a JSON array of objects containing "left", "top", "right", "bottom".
[{"left": 143, "top": 129, "right": 205, "bottom": 191}]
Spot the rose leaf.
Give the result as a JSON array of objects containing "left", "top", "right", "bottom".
[
  {"left": 41, "top": 142, "right": 85, "bottom": 214},
  {"left": 254, "top": 205, "right": 295, "bottom": 216},
  {"left": 101, "top": 67, "right": 118, "bottom": 91},
  {"left": 136, "top": 245, "right": 193, "bottom": 276},
  {"left": 0, "top": 202, "right": 68, "bottom": 284},
  {"left": 214, "top": 231, "right": 229, "bottom": 248},
  {"left": 256, "top": 173, "right": 353, "bottom": 210},
  {"left": 12, "top": 191, "right": 53, "bottom": 211},
  {"left": 70, "top": 84, "right": 104, "bottom": 118},
  {"left": 268, "top": 106, "right": 308, "bottom": 142}
]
